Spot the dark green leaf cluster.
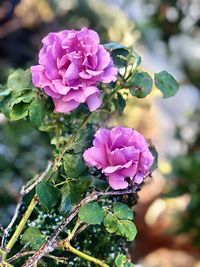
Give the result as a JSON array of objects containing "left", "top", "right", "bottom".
[
  {"left": 0, "top": 69, "right": 46, "bottom": 126},
  {"left": 104, "top": 43, "right": 179, "bottom": 115},
  {"left": 103, "top": 202, "right": 137, "bottom": 241}
]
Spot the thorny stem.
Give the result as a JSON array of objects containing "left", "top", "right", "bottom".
[
  {"left": 8, "top": 251, "right": 68, "bottom": 264},
  {"left": 57, "top": 240, "right": 109, "bottom": 267}
]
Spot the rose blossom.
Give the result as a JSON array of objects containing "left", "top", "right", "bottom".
[
  {"left": 31, "top": 27, "right": 117, "bottom": 113},
  {"left": 83, "top": 126, "right": 154, "bottom": 190}
]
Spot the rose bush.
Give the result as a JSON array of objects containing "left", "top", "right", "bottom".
[
  {"left": 31, "top": 27, "right": 117, "bottom": 113},
  {"left": 0, "top": 26, "right": 178, "bottom": 267}
]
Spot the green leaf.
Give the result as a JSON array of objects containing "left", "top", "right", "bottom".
[
  {"left": 103, "top": 214, "right": 118, "bottom": 233},
  {"left": 10, "top": 103, "right": 29, "bottom": 121},
  {"left": 59, "top": 183, "right": 71, "bottom": 214},
  {"left": 77, "top": 176, "right": 92, "bottom": 190},
  {"left": 91, "top": 177, "right": 109, "bottom": 191},
  {"left": 29, "top": 97, "right": 45, "bottom": 126},
  {"left": 36, "top": 181, "right": 61, "bottom": 209},
  {"left": 0, "top": 95, "right": 12, "bottom": 117},
  {"left": 39, "top": 123, "right": 54, "bottom": 132},
  {"left": 113, "top": 202, "right": 133, "bottom": 220},
  {"left": 117, "top": 220, "right": 137, "bottom": 241},
  {"left": 112, "top": 48, "right": 130, "bottom": 68},
  {"left": 114, "top": 93, "right": 126, "bottom": 114},
  {"left": 115, "top": 254, "right": 135, "bottom": 267},
  {"left": 154, "top": 70, "right": 179, "bottom": 98},
  {"left": 21, "top": 227, "right": 46, "bottom": 250},
  {"left": 79, "top": 202, "right": 104, "bottom": 225},
  {"left": 12, "top": 91, "right": 34, "bottom": 104},
  {"left": 69, "top": 126, "right": 94, "bottom": 153},
  {"left": 130, "top": 71, "right": 153, "bottom": 98},
  {"left": 63, "top": 154, "right": 85, "bottom": 178},
  {"left": 59, "top": 177, "right": 92, "bottom": 213},
  {"left": 104, "top": 42, "right": 125, "bottom": 51},
  {"left": 0, "top": 70, "right": 35, "bottom": 120},
  {"left": 7, "top": 69, "right": 31, "bottom": 92},
  {"left": 115, "top": 254, "right": 126, "bottom": 267}
]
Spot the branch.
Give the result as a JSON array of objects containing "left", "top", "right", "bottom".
[
  {"left": 8, "top": 250, "right": 68, "bottom": 264},
  {"left": 6, "top": 196, "right": 39, "bottom": 253},
  {"left": 22, "top": 187, "right": 138, "bottom": 267},
  {"left": 21, "top": 161, "right": 53, "bottom": 196},
  {"left": 57, "top": 240, "right": 109, "bottom": 267}
]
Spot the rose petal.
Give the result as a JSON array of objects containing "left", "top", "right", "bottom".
[
  {"left": 53, "top": 98, "right": 79, "bottom": 113},
  {"left": 86, "top": 92, "right": 101, "bottom": 111},
  {"left": 108, "top": 174, "right": 128, "bottom": 190},
  {"left": 83, "top": 146, "right": 108, "bottom": 168}
]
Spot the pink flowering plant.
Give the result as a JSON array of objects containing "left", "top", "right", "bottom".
[{"left": 0, "top": 28, "right": 178, "bottom": 267}]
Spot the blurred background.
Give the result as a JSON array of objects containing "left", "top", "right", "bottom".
[{"left": 0, "top": 0, "right": 200, "bottom": 266}]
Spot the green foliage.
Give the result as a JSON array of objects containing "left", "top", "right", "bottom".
[
  {"left": 21, "top": 227, "right": 46, "bottom": 250},
  {"left": 114, "top": 93, "right": 126, "bottom": 114},
  {"left": 104, "top": 43, "right": 178, "bottom": 105},
  {"left": 154, "top": 71, "right": 179, "bottom": 98},
  {"left": 72, "top": 126, "right": 94, "bottom": 153},
  {"left": 117, "top": 220, "right": 137, "bottom": 241},
  {"left": 79, "top": 202, "right": 104, "bottom": 225},
  {"left": 59, "top": 183, "right": 71, "bottom": 214},
  {"left": 36, "top": 181, "right": 61, "bottom": 210},
  {"left": 63, "top": 154, "right": 86, "bottom": 178},
  {"left": 104, "top": 43, "right": 130, "bottom": 68},
  {"left": 113, "top": 202, "right": 133, "bottom": 220},
  {"left": 115, "top": 254, "right": 127, "bottom": 267},
  {"left": 7, "top": 69, "right": 31, "bottom": 91},
  {"left": 59, "top": 176, "right": 92, "bottom": 214},
  {"left": 103, "top": 202, "right": 136, "bottom": 242},
  {"left": 0, "top": 69, "right": 48, "bottom": 126},
  {"left": 115, "top": 254, "right": 135, "bottom": 267},
  {"left": 130, "top": 71, "right": 153, "bottom": 98},
  {"left": 29, "top": 98, "right": 45, "bottom": 126},
  {"left": 112, "top": 48, "right": 130, "bottom": 68},
  {"left": 103, "top": 214, "right": 118, "bottom": 233}
]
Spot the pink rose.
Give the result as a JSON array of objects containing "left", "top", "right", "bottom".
[
  {"left": 83, "top": 127, "right": 154, "bottom": 190},
  {"left": 31, "top": 28, "right": 117, "bottom": 113}
]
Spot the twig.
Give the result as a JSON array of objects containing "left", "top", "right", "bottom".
[
  {"left": 57, "top": 241, "right": 109, "bottom": 267},
  {"left": 8, "top": 250, "right": 68, "bottom": 264},
  {"left": 21, "top": 161, "right": 52, "bottom": 196},
  {"left": 73, "top": 224, "right": 89, "bottom": 238},
  {"left": 22, "top": 187, "right": 138, "bottom": 267}
]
